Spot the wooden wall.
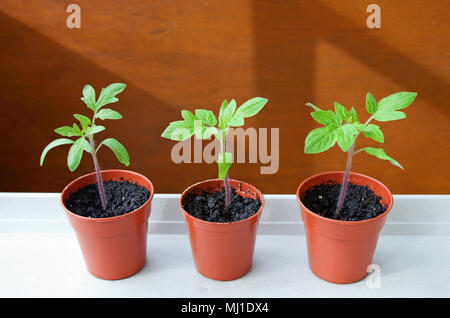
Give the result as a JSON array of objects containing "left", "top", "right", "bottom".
[{"left": 0, "top": 0, "right": 449, "bottom": 194}]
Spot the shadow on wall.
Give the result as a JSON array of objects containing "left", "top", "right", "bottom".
[
  {"left": 254, "top": 0, "right": 449, "bottom": 117},
  {"left": 252, "top": 0, "right": 449, "bottom": 193},
  {"left": 0, "top": 11, "right": 178, "bottom": 192}
]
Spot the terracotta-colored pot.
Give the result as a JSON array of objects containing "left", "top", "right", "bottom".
[
  {"left": 296, "top": 171, "right": 393, "bottom": 284},
  {"left": 61, "top": 169, "right": 155, "bottom": 280},
  {"left": 180, "top": 179, "right": 264, "bottom": 281}
]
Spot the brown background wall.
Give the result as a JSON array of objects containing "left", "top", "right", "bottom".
[{"left": 0, "top": 0, "right": 448, "bottom": 194}]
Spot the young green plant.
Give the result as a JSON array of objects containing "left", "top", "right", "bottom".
[
  {"left": 304, "top": 91, "right": 417, "bottom": 215},
  {"left": 161, "top": 97, "right": 268, "bottom": 209},
  {"left": 40, "top": 83, "right": 130, "bottom": 210}
]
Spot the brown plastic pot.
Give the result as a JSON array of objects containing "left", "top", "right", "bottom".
[
  {"left": 61, "top": 169, "right": 155, "bottom": 280},
  {"left": 180, "top": 179, "right": 264, "bottom": 281},
  {"left": 296, "top": 171, "right": 393, "bottom": 284}
]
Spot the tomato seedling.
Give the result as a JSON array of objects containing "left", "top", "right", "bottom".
[
  {"left": 162, "top": 97, "right": 268, "bottom": 208},
  {"left": 304, "top": 91, "right": 417, "bottom": 214},
  {"left": 40, "top": 83, "right": 130, "bottom": 210}
]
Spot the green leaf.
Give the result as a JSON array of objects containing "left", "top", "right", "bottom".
[
  {"left": 87, "top": 125, "right": 105, "bottom": 135},
  {"left": 72, "top": 123, "right": 82, "bottom": 136},
  {"left": 304, "top": 126, "right": 338, "bottom": 154},
  {"left": 96, "top": 108, "right": 123, "bottom": 120},
  {"left": 358, "top": 147, "right": 403, "bottom": 169},
  {"left": 40, "top": 138, "right": 74, "bottom": 166},
  {"left": 373, "top": 92, "right": 416, "bottom": 122},
  {"left": 334, "top": 102, "right": 350, "bottom": 121},
  {"left": 305, "top": 102, "right": 322, "bottom": 112},
  {"left": 378, "top": 92, "right": 417, "bottom": 111},
  {"left": 228, "top": 115, "right": 245, "bottom": 127},
  {"left": 336, "top": 124, "right": 358, "bottom": 152},
  {"left": 349, "top": 107, "right": 358, "bottom": 122},
  {"left": 192, "top": 118, "right": 218, "bottom": 139},
  {"left": 96, "top": 138, "right": 130, "bottom": 166},
  {"left": 373, "top": 110, "right": 406, "bottom": 122},
  {"left": 202, "top": 126, "right": 219, "bottom": 139},
  {"left": 81, "top": 84, "right": 96, "bottom": 111},
  {"left": 356, "top": 123, "right": 384, "bottom": 143},
  {"left": 218, "top": 152, "right": 232, "bottom": 179},
  {"left": 195, "top": 109, "right": 217, "bottom": 126},
  {"left": 54, "top": 126, "right": 81, "bottom": 137},
  {"left": 73, "top": 114, "right": 91, "bottom": 131},
  {"left": 67, "top": 138, "right": 85, "bottom": 172},
  {"left": 235, "top": 97, "right": 268, "bottom": 118},
  {"left": 80, "top": 138, "right": 91, "bottom": 153},
  {"left": 311, "top": 110, "right": 341, "bottom": 127},
  {"left": 95, "top": 83, "right": 127, "bottom": 110},
  {"left": 181, "top": 110, "right": 196, "bottom": 122},
  {"left": 219, "top": 99, "right": 237, "bottom": 128},
  {"left": 366, "top": 92, "right": 377, "bottom": 114},
  {"left": 161, "top": 120, "right": 193, "bottom": 141}
]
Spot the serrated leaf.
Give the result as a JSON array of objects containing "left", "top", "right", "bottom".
[
  {"left": 336, "top": 124, "right": 358, "bottom": 152},
  {"left": 373, "top": 110, "right": 406, "bottom": 122},
  {"left": 54, "top": 126, "right": 80, "bottom": 137},
  {"left": 87, "top": 125, "right": 105, "bottom": 135},
  {"left": 219, "top": 99, "right": 237, "bottom": 128},
  {"left": 235, "top": 97, "right": 268, "bottom": 118},
  {"left": 304, "top": 126, "right": 338, "bottom": 154},
  {"left": 195, "top": 109, "right": 217, "bottom": 126},
  {"left": 96, "top": 108, "right": 123, "bottom": 120},
  {"left": 40, "top": 138, "right": 74, "bottom": 166},
  {"left": 373, "top": 92, "right": 416, "bottom": 122},
  {"left": 349, "top": 107, "right": 358, "bottom": 122},
  {"left": 161, "top": 120, "right": 193, "bottom": 141},
  {"left": 311, "top": 110, "right": 341, "bottom": 127},
  {"left": 80, "top": 138, "right": 91, "bottom": 153},
  {"left": 72, "top": 123, "right": 82, "bottom": 136},
  {"left": 359, "top": 147, "right": 403, "bottom": 169},
  {"left": 366, "top": 92, "right": 377, "bottom": 114},
  {"left": 228, "top": 115, "right": 244, "bottom": 127},
  {"left": 81, "top": 84, "right": 96, "bottom": 111},
  {"left": 218, "top": 152, "right": 232, "bottom": 179},
  {"left": 96, "top": 138, "right": 130, "bottom": 166},
  {"left": 357, "top": 124, "right": 384, "bottom": 143},
  {"left": 334, "top": 102, "right": 350, "bottom": 121},
  {"left": 378, "top": 92, "right": 417, "bottom": 111},
  {"left": 73, "top": 114, "right": 91, "bottom": 131},
  {"left": 181, "top": 110, "right": 196, "bottom": 122},
  {"left": 67, "top": 138, "right": 85, "bottom": 172},
  {"left": 202, "top": 126, "right": 219, "bottom": 139},
  {"left": 95, "top": 83, "right": 127, "bottom": 110}
]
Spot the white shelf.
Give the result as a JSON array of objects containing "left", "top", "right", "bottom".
[{"left": 0, "top": 193, "right": 449, "bottom": 298}]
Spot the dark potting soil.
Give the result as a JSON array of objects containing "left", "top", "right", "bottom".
[
  {"left": 182, "top": 187, "right": 262, "bottom": 223},
  {"left": 65, "top": 179, "right": 151, "bottom": 218},
  {"left": 302, "top": 181, "right": 387, "bottom": 221}
]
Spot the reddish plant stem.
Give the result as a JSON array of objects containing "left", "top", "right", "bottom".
[
  {"left": 220, "top": 128, "right": 231, "bottom": 210},
  {"left": 89, "top": 137, "right": 107, "bottom": 210},
  {"left": 336, "top": 142, "right": 355, "bottom": 215},
  {"left": 224, "top": 172, "right": 231, "bottom": 208}
]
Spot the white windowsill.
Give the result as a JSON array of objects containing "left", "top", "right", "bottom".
[{"left": 0, "top": 193, "right": 449, "bottom": 298}]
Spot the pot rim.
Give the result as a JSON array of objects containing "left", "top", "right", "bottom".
[
  {"left": 60, "top": 169, "right": 155, "bottom": 223},
  {"left": 179, "top": 178, "right": 265, "bottom": 226},
  {"left": 296, "top": 171, "right": 393, "bottom": 226}
]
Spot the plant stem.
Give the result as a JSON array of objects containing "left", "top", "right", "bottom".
[
  {"left": 335, "top": 115, "right": 374, "bottom": 215},
  {"left": 88, "top": 136, "right": 107, "bottom": 210},
  {"left": 224, "top": 172, "right": 231, "bottom": 208},
  {"left": 336, "top": 142, "right": 355, "bottom": 215},
  {"left": 220, "top": 128, "right": 231, "bottom": 210}
]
